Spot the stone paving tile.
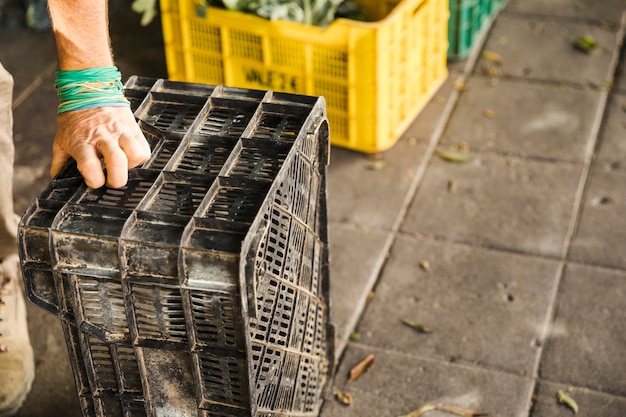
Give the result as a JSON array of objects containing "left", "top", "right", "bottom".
[
  {"left": 404, "top": 72, "right": 459, "bottom": 141},
  {"left": 328, "top": 223, "right": 391, "bottom": 351},
  {"left": 505, "top": 0, "right": 626, "bottom": 24},
  {"left": 440, "top": 77, "right": 602, "bottom": 162},
  {"left": 327, "top": 136, "right": 429, "bottom": 230},
  {"left": 326, "top": 69, "right": 461, "bottom": 230},
  {"left": 476, "top": 14, "right": 619, "bottom": 87},
  {"left": 594, "top": 93, "right": 626, "bottom": 171},
  {"left": 401, "top": 153, "right": 582, "bottom": 257},
  {"left": 568, "top": 167, "right": 626, "bottom": 270},
  {"left": 355, "top": 235, "right": 560, "bottom": 376},
  {"left": 539, "top": 263, "right": 626, "bottom": 396},
  {"left": 320, "top": 344, "right": 534, "bottom": 417},
  {"left": 614, "top": 54, "right": 626, "bottom": 94},
  {"left": 532, "top": 381, "right": 626, "bottom": 417}
]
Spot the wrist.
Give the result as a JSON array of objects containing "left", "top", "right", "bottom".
[{"left": 55, "top": 66, "right": 130, "bottom": 114}]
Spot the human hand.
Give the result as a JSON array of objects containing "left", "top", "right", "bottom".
[{"left": 50, "top": 106, "right": 151, "bottom": 189}]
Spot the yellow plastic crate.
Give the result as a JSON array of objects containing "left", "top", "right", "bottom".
[{"left": 160, "top": 0, "right": 449, "bottom": 153}]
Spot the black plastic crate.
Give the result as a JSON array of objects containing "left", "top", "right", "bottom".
[{"left": 19, "top": 77, "right": 334, "bottom": 417}]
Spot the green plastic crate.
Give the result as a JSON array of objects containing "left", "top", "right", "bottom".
[{"left": 447, "top": 0, "right": 507, "bottom": 59}]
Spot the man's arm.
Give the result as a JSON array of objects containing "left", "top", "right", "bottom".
[{"left": 47, "top": 0, "right": 151, "bottom": 188}]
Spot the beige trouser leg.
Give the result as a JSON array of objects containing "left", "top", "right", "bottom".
[{"left": 0, "top": 62, "right": 20, "bottom": 260}]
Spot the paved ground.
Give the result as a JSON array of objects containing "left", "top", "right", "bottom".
[{"left": 1, "top": 0, "right": 625, "bottom": 416}]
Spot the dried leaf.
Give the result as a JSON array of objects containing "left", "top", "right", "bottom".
[
  {"left": 435, "top": 405, "right": 488, "bottom": 416},
  {"left": 436, "top": 150, "right": 469, "bottom": 163},
  {"left": 556, "top": 390, "right": 579, "bottom": 414},
  {"left": 400, "top": 404, "right": 489, "bottom": 417},
  {"left": 482, "top": 65, "right": 501, "bottom": 77},
  {"left": 506, "top": 157, "right": 517, "bottom": 167},
  {"left": 482, "top": 50, "right": 504, "bottom": 64},
  {"left": 348, "top": 354, "right": 375, "bottom": 382},
  {"left": 419, "top": 261, "right": 430, "bottom": 272},
  {"left": 399, "top": 404, "right": 487, "bottom": 417},
  {"left": 333, "top": 389, "right": 353, "bottom": 406},
  {"left": 448, "top": 178, "right": 457, "bottom": 193},
  {"left": 366, "top": 160, "right": 386, "bottom": 170},
  {"left": 402, "top": 319, "right": 432, "bottom": 334},
  {"left": 483, "top": 109, "right": 495, "bottom": 119},
  {"left": 454, "top": 141, "right": 470, "bottom": 152},
  {"left": 454, "top": 80, "right": 468, "bottom": 91},
  {"left": 399, "top": 404, "right": 437, "bottom": 417}
]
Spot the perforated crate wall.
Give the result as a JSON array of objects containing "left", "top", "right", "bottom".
[{"left": 18, "top": 76, "right": 334, "bottom": 417}]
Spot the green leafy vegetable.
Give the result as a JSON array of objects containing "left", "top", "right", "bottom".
[
  {"left": 133, "top": 0, "right": 366, "bottom": 27},
  {"left": 131, "top": 0, "right": 158, "bottom": 26},
  {"left": 213, "top": 0, "right": 365, "bottom": 26}
]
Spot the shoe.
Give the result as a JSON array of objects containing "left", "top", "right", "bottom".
[{"left": 0, "top": 254, "right": 34, "bottom": 417}]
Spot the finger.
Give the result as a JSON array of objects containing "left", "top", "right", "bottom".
[
  {"left": 97, "top": 140, "right": 129, "bottom": 189},
  {"left": 50, "top": 142, "right": 71, "bottom": 178},
  {"left": 118, "top": 132, "right": 151, "bottom": 169},
  {"left": 75, "top": 145, "right": 107, "bottom": 189}
]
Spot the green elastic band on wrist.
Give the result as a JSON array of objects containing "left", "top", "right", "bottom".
[{"left": 55, "top": 66, "right": 130, "bottom": 114}]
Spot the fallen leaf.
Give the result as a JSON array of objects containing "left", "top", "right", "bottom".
[
  {"left": 455, "top": 141, "right": 470, "bottom": 152},
  {"left": 349, "top": 332, "right": 361, "bottom": 341},
  {"left": 573, "top": 35, "right": 597, "bottom": 53},
  {"left": 366, "top": 160, "right": 386, "bottom": 170},
  {"left": 436, "top": 150, "right": 469, "bottom": 163},
  {"left": 399, "top": 404, "right": 488, "bottom": 417},
  {"left": 419, "top": 261, "right": 430, "bottom": 272},
  {"left": 333, "top": 389, "right": 353, "bottom": 406},
  {"left": 483, "top": 109, "right": 495, "bottom": 119},
  {"left": 482, "top": 50, "right": 504, "bottom": 64},
  {"left": 402, "top": 319, "right": 432, "bottom": 333},
  {"left": 454, "top": 80, "right": 468, "bottom": 91},
  {"left": 482, "top": 65, "right": 501, "bottom": 77},
  {"left": 506, "top": 157, "right": 517, "bottom": 167},
  {"left": 556, "top": 390, "right": 579, "bottom": 414},
  {"left": 488, "top": 77, "right": 500, "bottom": 87},
  {"left": 448, "top": 178, "right": 457, "bottom": 193},
  {"left": 435, "top": 405, "right": 488, "bottom": 417},
  {"left": 347, "top": 354, "right": 375, "bottom": 383},
  {"left": 399, "top": 404, "right": 436, "bottom": 417}
]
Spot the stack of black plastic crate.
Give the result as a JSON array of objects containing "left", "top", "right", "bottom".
[{"left": 18, "top": 76, "right": 334, "bottom": 417}]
